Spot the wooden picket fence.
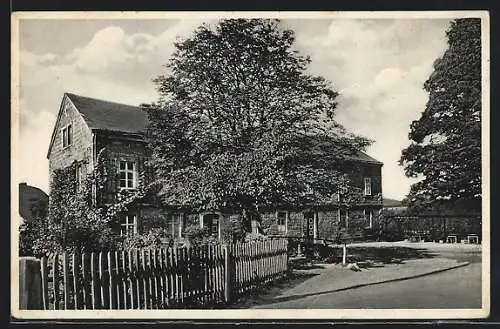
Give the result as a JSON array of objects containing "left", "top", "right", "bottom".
[
  {"left": 229, "top": 239, "right": 288, "bottom": 295},
  {"left": 33, "top": 239, "right": 288, "bottom": 310}
]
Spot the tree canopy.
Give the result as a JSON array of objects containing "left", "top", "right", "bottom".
[
  {"left": 146, "top": 19, "right": 371, "bottom": 222},
  {"left": 400, "top": 18, "right": 482, "bottom": 212}
]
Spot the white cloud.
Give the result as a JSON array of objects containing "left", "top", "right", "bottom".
[
  {"left": 65, "top": 26, "right": 129, "bottom": 70},
  {"left": 290, "top": 18, "right": 450, "bottom": 199},
  {"left": 20, "top": 50, "right": 57, "bottom": 67},
  {"left": 17, "top": 110, "right": 55, "bottom": 193},
  {"left": 17, "top": 19, "right": 208, "bottom": 194}
]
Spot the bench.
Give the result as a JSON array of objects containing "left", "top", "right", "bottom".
[
  {"left": 446, "top": 235, "right": 457, "bottom": 243},
  {"left": 467, "top": 234, "right": 479, "bottom": 244}
]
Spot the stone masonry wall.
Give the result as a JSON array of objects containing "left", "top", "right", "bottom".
[
  {"left": 96, "top": 133, "right": 149, "bottom": 204},
  {"left": 317, "top": 210, "right": 340, "bottom": 240},
  {"left": 48, "top": 96, "right": 93, "bottom": 189}
]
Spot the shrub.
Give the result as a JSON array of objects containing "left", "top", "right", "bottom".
[
  {"left": 287, "top": 238, "right": 300, "bottom": 257},
  {"left": 244, "top": 232, "right": 267, "bottom": 243},
  {"left": 19, "top": 164, "right": 122, "bottom": 256},
  {"left": 184, "top": 225, "right": 219, "bottom": 245},
  {"left": 19, "top": 200, "right": 118, "bottom": 257},
  {"left": 122, "top": 228, "right": 173, "bottom": 250},
  {"left": 19, "top": 218, "right": 42, "bottom": 256},
  {"left": 221, "top": 216, "right": 246, "bottom": 244},
  {"left": 376, "top": 216, "right": 404, "bottom": 242}
]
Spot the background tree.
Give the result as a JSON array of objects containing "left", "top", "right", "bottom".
[
  {"left": 400, "top": 18, "right": 481, "bottom": 213},
  {"left": 147, "top": 19, "right": 371, "bottom": 231}
]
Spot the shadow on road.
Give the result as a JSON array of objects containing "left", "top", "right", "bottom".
[
  {"left": 304, "top": 245, "right": 439, "bottom": 269},
  {"left": 347, "top": 246, "right": 438, "bottom": 269},
  {"left": 233, "top": 247, "right": 438, "bottom": 307},
  {"left": 232, "top": 244, "right": 480, "bottom": 309},
  {"left": 231, "top": 270, "right": 319, "bottom": 308},
  {"left": 291, "top": 260, "right": 327, "bottom": 271}
]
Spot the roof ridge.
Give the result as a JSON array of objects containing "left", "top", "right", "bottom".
[{"left": 65, "top": 92, "right": 143, "bottom": 110}]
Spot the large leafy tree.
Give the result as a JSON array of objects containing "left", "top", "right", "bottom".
[
  {"left": 146, "top": 19, "right": 371, "bottom": 227},
  {"left": 400, "top": 19, "right": 481, "bottom": 212}
]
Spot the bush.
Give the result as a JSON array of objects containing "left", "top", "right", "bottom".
[
  {"left": 122, "top": 228, "right": 173, "bottom": 250},
  {"left": 19, "top": 218, "right": 42, "bottom": 256},
  {"left": 287, "top": 238, "right": 300, "bottom": 257},
  {"left": 19, "top": 208, "right": 118, "bottom": 257},
  {"left": 376, "top": 216, "right": 404, "bottom": 242},
  {"left": 184, "top": 225, "right": 219, "bottom": 246},
  {"left": 19, "top": 164, "right": 121, "bottom": 256},
  {"left": 221, "top": 216, "right": 246, "bottom": 244},
  {"left": 244, "top": 232, "right": 267, "bottom": 243}
]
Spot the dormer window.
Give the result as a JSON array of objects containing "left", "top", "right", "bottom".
[
  {"left": 61, "top": 124, "right": 72, "bottom": 148},
  {"left": 364, "top": 177, "right": 372, "bottom": 196},
  {"left": 119, "top": 160, "right": 137, "bottom": 190}
]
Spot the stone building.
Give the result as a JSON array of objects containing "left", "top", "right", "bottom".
[{"left": 47, "top": 93, "right": 383, "bottom": 241}]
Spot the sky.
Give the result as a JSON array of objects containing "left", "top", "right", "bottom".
[{"left": 14, "top": 16, "right": 451, "bottom": 199}]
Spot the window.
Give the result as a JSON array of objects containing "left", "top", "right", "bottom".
[
  {"left": 120, "top": 214, "right": 137, "bottom": 237},
  {"left": 75, "top": 163, "right": 83, "bottom": 190},
  {"left": 119, "top": 161, "right": 136, "bottom": 190},
  {"left": 364, "top": 208, "right": 373, "bottom": 228},
  {"left": 202, "top": 213, "right": 220, "bottom": 237},
  {"left": 251, "top": 219, "right": 259, "bottom": 234},
  {"left": 168, "top": 213, "right": 184, "bottom": 238},
  {"left": 61, "top": 124, "right": 72, "bottom": 148},
  {"left": 67, "top": 125, "right": 72, "bottom": 145},
  {"left": 364, "top": 177, "right": 372, "bottom": 196},
  {"left": 277, "top": 211, "right": 287, "bottom": 233},
  {"left": 339, "top": 209, "right": 348, "bottom": 229}
]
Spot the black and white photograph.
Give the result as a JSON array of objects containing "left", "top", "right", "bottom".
[{"left": 11, "top": 11, "right": 490, "bottom": 320}]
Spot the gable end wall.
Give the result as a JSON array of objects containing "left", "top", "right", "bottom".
[{"left": 48, "top": 98, "right": 93, "bottom": 189}]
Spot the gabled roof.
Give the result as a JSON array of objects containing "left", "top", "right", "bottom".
[
  {"left": 65, "top": 93, "right": 149, "bottom": 134},
  {"left": 47, "top": 93, "right": 383, "bottom": 166},
  {"left": 383, "top": 198, "right": 403, "bottom": 207},
  {"left": 345, "top": 150, "right": 383, "bottom": 165},
  {"left": 47, "top": 93, "right": 150, "bottom": 158},
  {"left": 306, "top": 135, "right": 383, "bottom": 165}
]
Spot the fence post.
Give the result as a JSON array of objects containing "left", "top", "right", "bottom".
[
  {"left": 342, "top": 243, "right": 347, "bottom": 265},
  {"left": 223, "top": 245, "right": 234, "bottom": 305},
  {"left": 19, "top": 257, "right": 43, "bottom": 310}
]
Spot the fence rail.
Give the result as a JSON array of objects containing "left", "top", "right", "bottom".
[{"left": 20, "top": 238, "right": 288, "bottom": 310}]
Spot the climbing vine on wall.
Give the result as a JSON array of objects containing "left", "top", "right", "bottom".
[
  {"left": 91, "top": 147, "right": 158, "bottom": 225},
  {"left": 19, "top": 147, "right": 160, "bottom": 255}
]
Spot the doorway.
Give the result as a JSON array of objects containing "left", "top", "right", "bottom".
[{"left": 303, "top": 211, "right": 317, "bottom": 238}]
